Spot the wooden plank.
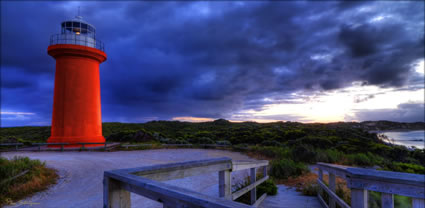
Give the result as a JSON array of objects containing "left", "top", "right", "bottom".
[
  {"left": 413, "top": 198, "right": 425, "bottom": 208},
  {"left": 317, "top": 162, "right": 350, "bottom": 180},
  {"left": 232, "top": 176, "right": 269, "bottom": 201},
  {"left": 349, "top": 177, "right": 425, "bottom": 199},
  {"left": 318, "top": 168, "right": 323, "bottom": 198},
  {"left": 347, "top": 167, "right": 425, "bottom": 186},
  {"left": 252, "top": 193, "right": 267, "bottom": 207},
  {"left": 106, "top": 170, "right": 253, "bottom": 208},
  {"left": 232, "top": 160, "right": 268, "bottom": 171},
  {"left": 317, "top": 180, "right": 350, "bottom": 208},
  {"left": 121, "top": 157, "right": 232, "bottom": 175},
  {"left": 104, "top": 176, "right": 130, "bottom": 208},
  {"left": 381, "top": 193, "right": 394, "bottom": 208},
  {"left": 329, "top": 173, "right": 336, "bottom": 208},
  {"left": 141, "top": 162, "right": 231, "bottom": 181},
  {"left": 317, "top": 194, "right": 329, "bottom": 208},
  {"left": 350, "top": 188, "right": 368, "bottom": 208},
  {"left": 219, "top": 170, "right": 232, "bottom": 199},
  {"left": 250, "top": 168, "right": 256, "bottom": 205}
]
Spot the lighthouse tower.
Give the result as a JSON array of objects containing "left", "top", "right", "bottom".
[{"left": 47, "top": 15, "right": 107, "bottom": 147}]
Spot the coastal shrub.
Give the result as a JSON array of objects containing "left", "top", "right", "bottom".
[
  {"left": 187, "top": 137, "right": 215, "bottom": 144},
  {"left": 159, "top": 138, "right": 175, "bottom": 144},
  {"left": 388, "top": 146, "right": 409, "bottom": 162},
  {"left": 107, "top": 130, "right": 154, "bottom": 143},
  {"left": 250, "top": 146, "right": 291, "bottom": 159},
  {"left": 346, "top": 153, "right": 373, "bottom": 166},
  {"left": 270, "top": 159, "right": 308, "bottom": 179},
  {"left": 283, "top": 129, "right": 307, "bottom": 140},
  {"left": 324, "top": 149, "right": 344, "bottom": 163},
  {"left": 216, "top": 140, "right": 231, "bottom": 145},
  {"left": 292, "top": 144, "right": 316, "bottom": 163},
  {"left": 257, "top": 179, "right": 278, "bottom": 196},
  {"left": 233, "top": 143, "right": 249, "bottom": 151},
  {"left": 301, "top": 182, "right": 319, "bottom": 196},
  {"left": 387, "top": 162, "right": 425, "bottom": 174},
  {"left": 291, "top": 136, "right": 334, "bottom": 149},
  {"left": 410, "top": 149, "right": 425, "bottom": 166},
  {"left": 314, "top": 150, "right": 329, "bottom": 163},
  {"left": 261, "top": 140, "right": 282, "bottom": 147}
]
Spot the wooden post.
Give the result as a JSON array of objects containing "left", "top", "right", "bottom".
[
  {"left": 104, "top": 176, "right": 130, "bottom": 208},
  {"left": 351, "top": 188, "right": 368, "bottom": 208},
  {"left": 318, "top": 168, "right": 323, "bottom": 197},
  {"left": 413, "top": 198, "right": 425, "bottom": 208},
  {"left": 82, "top": 143, "right": 85, "bottom": 151},
  {"left": 219, "top": 170, "right": 231, "bottom": 199},
  {"left": 381, "top": 193, "right": 394, "bottom": 208},
  {"left": 329, "top": 173, "right": 336, "bottom": 208},
  {"left": 250, "top": 168, "right": 257, "bottom": 205},
  {"left": 104, "top": 143, "right": 107, "bottom": 151},
  {"left": 61, "top": 144, "right": 64, "bottom": 152}
]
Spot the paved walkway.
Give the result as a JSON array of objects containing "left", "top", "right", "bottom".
[
  {"left": 3, "top": 149, "right": 322, "bottom": 208},
  {"left": 259, "top": 185, "right": 322, "bottom": 208},
  {"left": 2, "top": 149, "right": 253, "bottom": 208}
]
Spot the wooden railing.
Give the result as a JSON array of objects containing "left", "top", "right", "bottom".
[
  {"left": 316, "top": 162, "right": 425, "bottom": 208},
  {"left": 0, "top": 143, "right": 24, "bottom": 151},
  {"left": 0, "top": 142, "right": 113, "bottom": 151},
  {"left": 121, "top": 143, "right": 232, "bottom": 149},
  {"left": 103, "top": 157, "right": 269, "bottom": 208}
]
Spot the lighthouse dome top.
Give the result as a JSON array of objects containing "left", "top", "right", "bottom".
[
  {"left": 50, "top": 15, "right": 104, "bottom": 52},
  {"left": 60, "top": 16, "right": 96, "bottom": 37}
]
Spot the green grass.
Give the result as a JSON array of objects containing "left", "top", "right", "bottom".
[{"left": 0, "top": 156, "right": 58, "bottom": 206}]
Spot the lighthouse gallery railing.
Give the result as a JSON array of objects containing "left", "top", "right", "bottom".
[{"left": 50, "top": 33, "right": 105, "bottom": 52}]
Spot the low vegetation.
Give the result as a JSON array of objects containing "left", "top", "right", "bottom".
[
  {"left": 0, "top": 156, "right": 58, "bottom": 206},
  {"left": 0, "top": 119, "right": 423, "bottom": 206}
]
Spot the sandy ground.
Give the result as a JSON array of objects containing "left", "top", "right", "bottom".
[{"left": 2, "top": 149, "right": 254, "bottom": 208}]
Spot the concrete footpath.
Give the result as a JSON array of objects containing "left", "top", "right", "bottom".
[
  {"left": 2, "top": 149, "right": 321, "bottom": 208},
  {"left": 2, "top": 149, "right": 253, "bottom": 208}
]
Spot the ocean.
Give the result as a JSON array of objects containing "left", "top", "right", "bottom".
[{"left": 379, "top": 130, "right": 424, "bottom": 149}]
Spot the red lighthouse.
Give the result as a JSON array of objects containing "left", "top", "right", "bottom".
[{"left": 47, "top": 16, "right": 106, "bottom": 147}]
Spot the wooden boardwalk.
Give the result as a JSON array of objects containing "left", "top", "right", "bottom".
[{"left": 259, "top": 185, "right": 322, "bottom": 208}]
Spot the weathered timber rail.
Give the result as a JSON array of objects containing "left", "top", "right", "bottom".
[
  {"left": 103, "top": 157, "right": 269, "bottom": 208},
  {"left": 121, "top": 143, "right": 234, "bottom": 149},
  {"left": 317, "top": 162, "right": 425, "bottom": 208},
  {"left": 0, "top": 143, "right": 24, "bottom": 151},
  {"left": 0, "top": 142, "right": 115, "bottom": 151}
]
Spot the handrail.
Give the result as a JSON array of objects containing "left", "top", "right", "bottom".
[
  {"left": 104, "top": 157, "right": 269, "bottom": 207},
  {"left": 0, "top": 142, "right": 114, "bottom": 151},
  {"left": 316, "top": 162, "right": 425, "bottom": 208},
  {"left": 49, "top": 33, "right": 104, "bottom": 52}
]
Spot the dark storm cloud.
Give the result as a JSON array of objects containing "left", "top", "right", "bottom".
[
  {"left": 1, "top": 1, "right": 424, "bottom": 126},
  {"left": 352, "top": 103, "right": 425, "bottom": 122}
]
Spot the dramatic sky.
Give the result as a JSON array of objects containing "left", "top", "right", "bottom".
[{"left": 1, "top": 1, "right": 424, "bottom": 127}]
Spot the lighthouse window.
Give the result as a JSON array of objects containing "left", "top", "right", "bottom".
[
  {"left": 66, "top": 22, "right": 72, "bottom": 27},
  {"left": 73, "top": 22, "right": 80, "bottom": 28},
  {"left": 82, "top": 23, "right": 88, "bottom": 29}
]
